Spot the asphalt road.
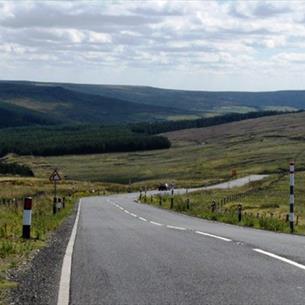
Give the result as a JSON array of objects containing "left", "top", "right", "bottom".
[{"left": 70, "top": 176, "right": 305, "bottom": 305}]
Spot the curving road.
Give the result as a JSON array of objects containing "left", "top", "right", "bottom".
[{"left": 67, "top": 176, "right": 305, "bottom": 305}]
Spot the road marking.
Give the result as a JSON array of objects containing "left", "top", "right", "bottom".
[
  {"left": 57, "top": 199, "right": 82, "bottom": 305},
  {"left": 166, "top": 225, "right": 187, "bottom": 231},
  {"left": 139, "top": 217, "right": 147, "bottom": 222},
  {"left": 253, "top": 248, "right": 305, "bottom": 271},
  {"left": 195, "top": 231, "right": 232, "bottom": 242},
  {"left": 150, "top": 221, "right": 163, "bottom": 226},
  {"left": 130, "top": 213, "right": 137, "bottom": 217},
  {"left": 124, "top": 210, "right": 130, "bottom": 214}
]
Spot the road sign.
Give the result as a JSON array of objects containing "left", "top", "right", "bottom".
[
  {"left": 49, "top": 169, "right": 62, "bottom": 182},
  {"left": 50, "top": 169, "right": 62, "bottom": 214}
]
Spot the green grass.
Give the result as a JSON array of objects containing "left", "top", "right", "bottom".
[
  {"left": 7, "top": 112, "right": 305, "bottom": 188},
  {"left": 9, "top": 134, "right": 305, "bottom": 187},
  {"left": 2, "top": 111, "right": 305, "bottom": 302},
  {"left": 0, "top": 176, "right": 118, "bottom": 304},
  {"left": 166, "top": 114, "right": 202, "bottom": 121},
  {"left": 141, "top": 173, "right": 305, "bottom": 234}
]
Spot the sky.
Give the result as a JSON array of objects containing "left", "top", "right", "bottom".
[{"left": 1, "top": 0, "right": 305, "bottom": 91}]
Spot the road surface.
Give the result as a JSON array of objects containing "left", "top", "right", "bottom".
[{"left": 67, "top": 176, "right": 305, "bottom": 305}]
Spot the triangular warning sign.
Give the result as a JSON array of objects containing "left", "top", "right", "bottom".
[{"left": 49, "top": 169, "right": 62, "bottom": 182}]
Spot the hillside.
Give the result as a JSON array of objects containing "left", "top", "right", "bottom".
[
  {"left": 11, "top": 111, "right": 305, "bottom": 184},
  {"left": 0, "top": 82, "right": 189, "bottom": 126},
  {"left": 163, "top": 111, "right": 305, "bottom": 146},
  {"left": 54, "top": 83, "right": 305, "bottom": 113},
  {"left": 5, "top": 80, "right": 305, "bottom": 114},
  {"left": 1, "top": 80, "right": 305, "bottom": 128}
]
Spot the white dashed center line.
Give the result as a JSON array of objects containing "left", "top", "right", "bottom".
[
  {"left": 195, "top": 231, "right": 232, "bottom": 242},
  {"left": 253, "top": 248, "right": 305, "bottom": 271},
  {"left": 109, "top": 198, "right": 305, "bottom": 272},
  {"left": 150, "top": 221, "right": 163, "bottom": 226},
  {"left": 166, "top": 225, "right": 187, "bottom": 231},
  {"left": 111, "top": 201, "right": 231, "bottom": 242}
]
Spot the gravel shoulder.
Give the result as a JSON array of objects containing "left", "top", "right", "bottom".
[{"left": 8, "top": 202, "right": 78, "bottom": 305}]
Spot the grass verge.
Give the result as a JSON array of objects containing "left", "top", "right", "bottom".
[
  {"left": 140, "top": 173, "right": 305, "bottom": 235},
  {"left": 0, "top": 176, "right": 114, "bottom": 305}
]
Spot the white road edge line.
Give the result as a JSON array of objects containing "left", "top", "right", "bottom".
[
  {"left": 150, "top": 221, "right": 163, "bottom": 226},
  {"left": 57, "top": 199, "right": 82, "bottom": 305},
  {"left": 130, "top": 213, "right": 137, "bottom": 217},
  {"left": 253, "top": 248, "right": 305, "bottom": 271},
  {"left": 166, "top": 225, "right": 187, "bottom": 231},
  {"left": 139, "top": 217, "right": 147, "bottom": 222},
  {"left": 195, "top": 230, "right": 232, "bottom": 242}
]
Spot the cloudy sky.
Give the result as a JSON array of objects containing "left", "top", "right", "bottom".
[{"left": 1, "top": 0, "right": 305, "bottom": 91}]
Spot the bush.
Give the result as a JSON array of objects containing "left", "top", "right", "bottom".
[{"left": 258, "top": 217, "right": 286, "bottom": 232}]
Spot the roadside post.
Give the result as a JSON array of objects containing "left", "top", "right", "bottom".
[
  {"left": 211, "top": 200, "right": 216, "bottom": 213},
  {"left": 22, "top": 197, "right": 32, "bottom": 239},
  {"left": 53, "top": 197, "right": 57, "bottom": 214},
  {"left": 186, "top": 188, "right": 190, "bottom": 209},
  {"left": 57, "top": 197, "right": 62, "bottom": 212},
  {"left": 170, "top": 188, "right": 174, "bottom": 209},
  {"left": 289, "top": 160, "right": 295, "bottom": 233},
  {"left": 128, "top": 179, "right": 131, "bottom": 193},
  {"left": 49, "top": 169, "right": 62, "bottom": 214},
  {"left": 237, "top": 204, "right": 242, "bottom": 222}
]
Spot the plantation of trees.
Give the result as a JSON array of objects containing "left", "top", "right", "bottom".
[
  {"left": 0, "top": 125, "right": 171, "bottom": 156},
  {"left": 0, "top": 162, "right": 34, "bottom": 176},
  {"left": 130, "top": 110, "right": 296, "bottom": 134},
  {"left": 0, "top": 110, "right": 296, "bottom": 158}
]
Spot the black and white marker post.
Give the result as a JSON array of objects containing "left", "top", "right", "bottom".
[
  {"left": 289, "top": 160, "right": 295, "bottom": 233},
  {"left": 49, "top": 169, "right": 62, "bottom": 215},
  {"left": 22, "top": 197, "right": 32, "bottom": 239}
]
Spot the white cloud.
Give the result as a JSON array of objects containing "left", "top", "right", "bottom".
[{"left": 1, "top": 0, "right": 305, "bottom": 90}]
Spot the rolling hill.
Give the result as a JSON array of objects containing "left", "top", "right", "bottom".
[
  {"left": 1, "top": 80, "right": 305, "bottom": 128},
  {"left": 0, "top": 82, "right": 190, "bottom": 127},
  {"left": 50, "top": 82, "right": 305, "bottom": 113},
  {"left": 11, "top": 111, "right": 305, "bottom": 184}
]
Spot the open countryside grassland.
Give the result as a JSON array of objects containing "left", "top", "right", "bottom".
[
  {"left": 2, "top": 111, "right": 305, "bottom": 301},
  {"left": 0, "top": 176, "right": 109, "bottom": 303},
  {"left": 11, "top": 112, "right": 305, "bottom": 185},
  {"left": 9, "top": 112, "right": 305, "bottom": 235},
  {"left": 144, "top": 111, "right": 305, "bottom": 234}
]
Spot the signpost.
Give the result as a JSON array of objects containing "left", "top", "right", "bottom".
[{"left": 49, "top": 169, "right": 62, "bottom": 214}]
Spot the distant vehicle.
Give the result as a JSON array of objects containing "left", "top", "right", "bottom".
[
  {"left": 168, "top": 183, "right": 176, "bottom": 190},
  {"left": 158, "top": 183, "right": 169, "bottom": 191}
]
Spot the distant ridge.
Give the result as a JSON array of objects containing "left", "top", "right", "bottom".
[
  {"left": 0, "top": 81, "right": 190, "bottom": 127},
  {"left": 3, "top": 80, "right": 304, "bottom": 113},
  {"left": 0, "top": 80, "right": 305, "bottom": 128}
]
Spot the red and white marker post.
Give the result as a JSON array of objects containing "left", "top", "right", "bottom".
[{"left": 22, "top": 197, "right": 32, "bottom": 239}]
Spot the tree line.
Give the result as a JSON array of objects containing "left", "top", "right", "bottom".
[
  {"left": 130, "top": 110, "right": 298, "bottom": 135},
  {"left": 0, "top": 162, "right": 34, "bottom": 176},
  {"left": 0, "top": 125, "right": 171, "bottom": 157}
]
